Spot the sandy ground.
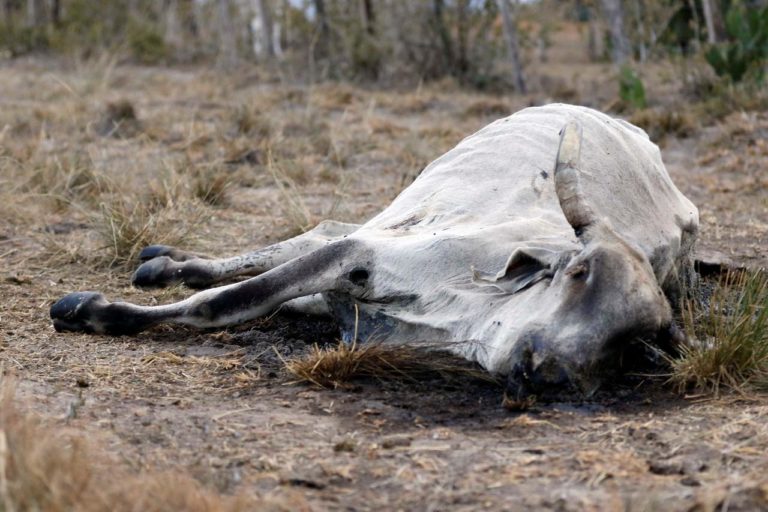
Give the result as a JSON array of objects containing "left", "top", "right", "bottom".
[{"left": 1, "top": 53, "right": 767, "bottom": 511}]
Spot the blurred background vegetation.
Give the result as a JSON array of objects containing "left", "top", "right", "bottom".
[{"left": 0, "top": 0, "right": 765, "bottom": 92}]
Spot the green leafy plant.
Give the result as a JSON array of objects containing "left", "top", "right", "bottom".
[
  {"left": 705, "top": 5, "right": 768, "bottom": 82},
  {"left": 619, "top": 66, "right": 647, "bottom": 110}
]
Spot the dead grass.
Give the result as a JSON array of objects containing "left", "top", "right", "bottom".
[
  {"left": 462, "top": 98, "right": 512, "bottom": 118},
  {"left": 231, "top": 104, "right": 273, "bottom": 140},
  {"left": 94, "top": 195, "right": 203, "bottom": 267},
  {"left": 20, "top": 154, "right": 112, "bottom": 211},
  {"left": 284, "top": 341, "right": 496, "bottom": 390},
  {"left": 0, "top": 377, "right": 303, "bottom": 512},
  {"left": 266, "top": 151, "right": 316, "bottom": 235},
  {"left": 629, "top": 107, "right": 696, "bottom": 142},
  {"left": 670, "top": 271, "right": 768, "bottom": 394},
  {"left": 190, "top": 162, "right": 233, "bottom": 206}
]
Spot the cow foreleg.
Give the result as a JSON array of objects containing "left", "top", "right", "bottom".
[
  {"left": 132, "top": 221, "right": 360, "bottom": 289},
  {"left": 51, "top": 240, "right": 358, "bottom": 335}
]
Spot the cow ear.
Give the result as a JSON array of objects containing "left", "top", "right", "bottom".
[{"left": 472, "top": 248, "right": 556, "bottom": 294}]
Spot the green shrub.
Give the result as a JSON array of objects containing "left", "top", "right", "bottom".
[
  {"left": 619, "top": 66, "right": 647, "bottom": 110},
  {"left": 705, "top": 5, "right": 768, "bottom": 82},
  {"left": 0, "top": 24, "right": 49, "bottom": 56},
  {"left": 127, "top": 20, "right": 167, "bottom": 64}
]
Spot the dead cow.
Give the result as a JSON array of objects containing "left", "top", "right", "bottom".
[{"left": 50, "top": 104, "right": 699, "bottom": 396}]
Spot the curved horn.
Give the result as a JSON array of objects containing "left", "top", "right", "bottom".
[{"left": 554, "top": 120, "right": 595, "bottom": 238}]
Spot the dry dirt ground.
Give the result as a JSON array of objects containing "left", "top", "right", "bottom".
[{"left": 1, "top": 52, "right": 767, "bottom": 511}]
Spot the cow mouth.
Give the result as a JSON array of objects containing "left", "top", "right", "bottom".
[{"left": 505, "top": 325, "right": 678, "bottom": 404}]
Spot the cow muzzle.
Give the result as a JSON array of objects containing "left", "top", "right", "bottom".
[
  {"left": 504, "top": 333, "right": 605, "bottom": 401},
  {"left": 506, "top": 350, "right": 576, "bottom": 402}
]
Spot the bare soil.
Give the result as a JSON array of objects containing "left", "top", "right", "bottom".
[{"left": 1, "top": 52, "right": 767, "bottom": 511}]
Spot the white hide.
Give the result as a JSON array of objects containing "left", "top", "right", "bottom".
[{"left": 334, "top": 104, "right": 698, "bottom": 373}]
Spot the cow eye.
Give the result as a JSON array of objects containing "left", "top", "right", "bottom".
[{"left": 566, "top": 261, "right": 589, "bottom": 279}]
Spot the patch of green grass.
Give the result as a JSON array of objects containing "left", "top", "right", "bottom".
[{"left": 670, "top": 271, "right": 768, "bottom": 394}]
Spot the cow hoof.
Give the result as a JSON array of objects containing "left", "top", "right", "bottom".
[
  {"left": 132, "top": 256, "right": 175, "bottom": 288},
  {"left": 139, "top": 245, "right": 196, "bottom": 262},
  {"left": 139, "top": 245, "right": 174, "bottom": 262},
  {"left": 50, "top": 292, "right": 108, "bottom": 334}
]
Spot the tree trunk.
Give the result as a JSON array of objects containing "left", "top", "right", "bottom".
[
  {"left": 256, "top": 0, "right": 275, "bottom": 59},
  {"left": 587, "top": 6, "right": 604, "bottom": 61},
  {"left": 600, "top": 0, "right": 630, "bottom": 65},
  {"left": 26, "top": 0, "right": 46, "bottom": 27},
  {"left": 456, "top": 0, "right": 470, "bottom": 77},
  {"left": 701, "top": 0, "right": 721, "bottom": 44},
  {"left": 432, "top": 0, "right": 455, "bottom": 74},
  {"left": 164, "top": 0, "right": 183, "bottom": 49},
  {"left": 686, "top": 0, "right": 701, "bottom": 52},
  {"left": 313, "top": 0, "right": 331, "bottom": 58},
  {"left": 216, "top": 0, "right": 239, "bottom": 68},
  {"left": 310, "top": 0, "right": 335, "bottom": 78},
  {"left": 633, "top": 0, "right": 647, "bottom": 62},
  {"left": 272, "top": 1, "right": 283, "bottom": 58},
  {"left": 361, "top": 0, "right": 375, "bottom": 36},
  {"left": 496, "top": 0, "right": 527, "bottom": 93},
  {"left": 51, "top": 0, "right": 60, "bottom": 26}
]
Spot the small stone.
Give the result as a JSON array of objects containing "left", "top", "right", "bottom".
[
  {"left": 681, "top": 476, "right": 701, "bottom": 486},
  {"left": 334, "top": 438, "right": 356, "bottom": 453},
  {"left": 381, "top": 435, "right": 412, "bottom": 449}
]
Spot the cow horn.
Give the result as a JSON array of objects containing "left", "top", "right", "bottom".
[{"left": 554, "top": 121, "right": 595, "bottom": 239}]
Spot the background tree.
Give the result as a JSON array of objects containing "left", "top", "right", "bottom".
[
  {"left": 497, "top": 0, "right": 527, "bottom": 93},
  {"left": 600, "top": 0, "right": 631, "bottom": 64}
]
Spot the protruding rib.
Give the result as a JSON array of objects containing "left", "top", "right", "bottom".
[{"left": 554, "top": 121, "right": 595, "bottom": 238}]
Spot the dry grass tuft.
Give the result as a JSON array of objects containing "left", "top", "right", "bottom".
[
  {"left": 95, "top": 99, "right": 143, "bottom": 138},
  {"left": 462, "top": 98, "right": 511, "bottom": 118},
  {"left": 231, "top": 104, "right": 273, "bottom": 139},
  {"left": 284, "top": 341, "right": 496, "bottom": 389},
  {"left": 0, "top": 377, "right": 301, "bottom": 512},
  {"left": 670, "top": 271, "right": 768, "bottom": 394},
  {"left": 266, "top": 152, "right": 315, "bottom": 235},
  {"left": 191, "top": 163, "right": 233, "bottom": 206},
  {"left": 94, "top": 196, "right": 202, "bottom": 267},
  {"left": 21, "top": 154, "right": 112, "bottom": 210},
  {"left": 629, "top": 107, "right": 696, "bottom": 142}
]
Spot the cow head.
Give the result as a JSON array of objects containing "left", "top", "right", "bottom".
[{"left": 502, "top": 121, "right": 673, "bottom": 399}]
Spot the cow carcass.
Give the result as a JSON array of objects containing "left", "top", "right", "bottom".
[{"left": 50, "top": 104, "right": 699, "bottom": 396}]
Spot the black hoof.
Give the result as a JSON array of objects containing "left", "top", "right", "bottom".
[
  {"left": 139, "top": 245, "right": 197, "bottom": 263},
  {"left": 133, "top": 256, "right": 214, "bottom": 289},
  {"left": 50, "top": 292, "right": 108, "bottom": 334},
  {"left": 139, "top": 245, "right": 175, "bottom": 262},
  {"left": 132, "top": 256, "right": 175, "bottom": 288}
]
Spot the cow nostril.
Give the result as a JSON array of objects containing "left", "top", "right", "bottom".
[
  {"left": 348, "top": 268, "right": 369, "bottom": 287},
  {"left": 529, "top": 357, "right": 571, "bottom": 389}
]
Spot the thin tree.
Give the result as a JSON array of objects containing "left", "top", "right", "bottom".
[
  {"left": 686, "top": 0, "right": 701, "bottom": 52},
  {"left": 164, "top": 0, "right": 184, "bottom": 49},
  {"left": 361, "top": 0, "right": 375, "bottom": 36},
  {"left": 25, "top": 0, "right": 46, "bottom": 27},
  {"left": 255, "top": 0, "right": 275, "bottom": 59},
  {"left": 633, "top": 0, "right": 647, "bottom": 62},
  {"left": 432, "top": 0, "right": 455, "bottom": 74},
  {"left": 216, "top": 0, "right": 239, "bottom": 68},
  {"left": 600, "top": 0, "right": 631, "bottom": 65},
  {"left": 496, "top": 0, "right": 527, "bottom": 93},
  {"left": 701, "top": 0, "right": 722, "bottom": 44}
]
